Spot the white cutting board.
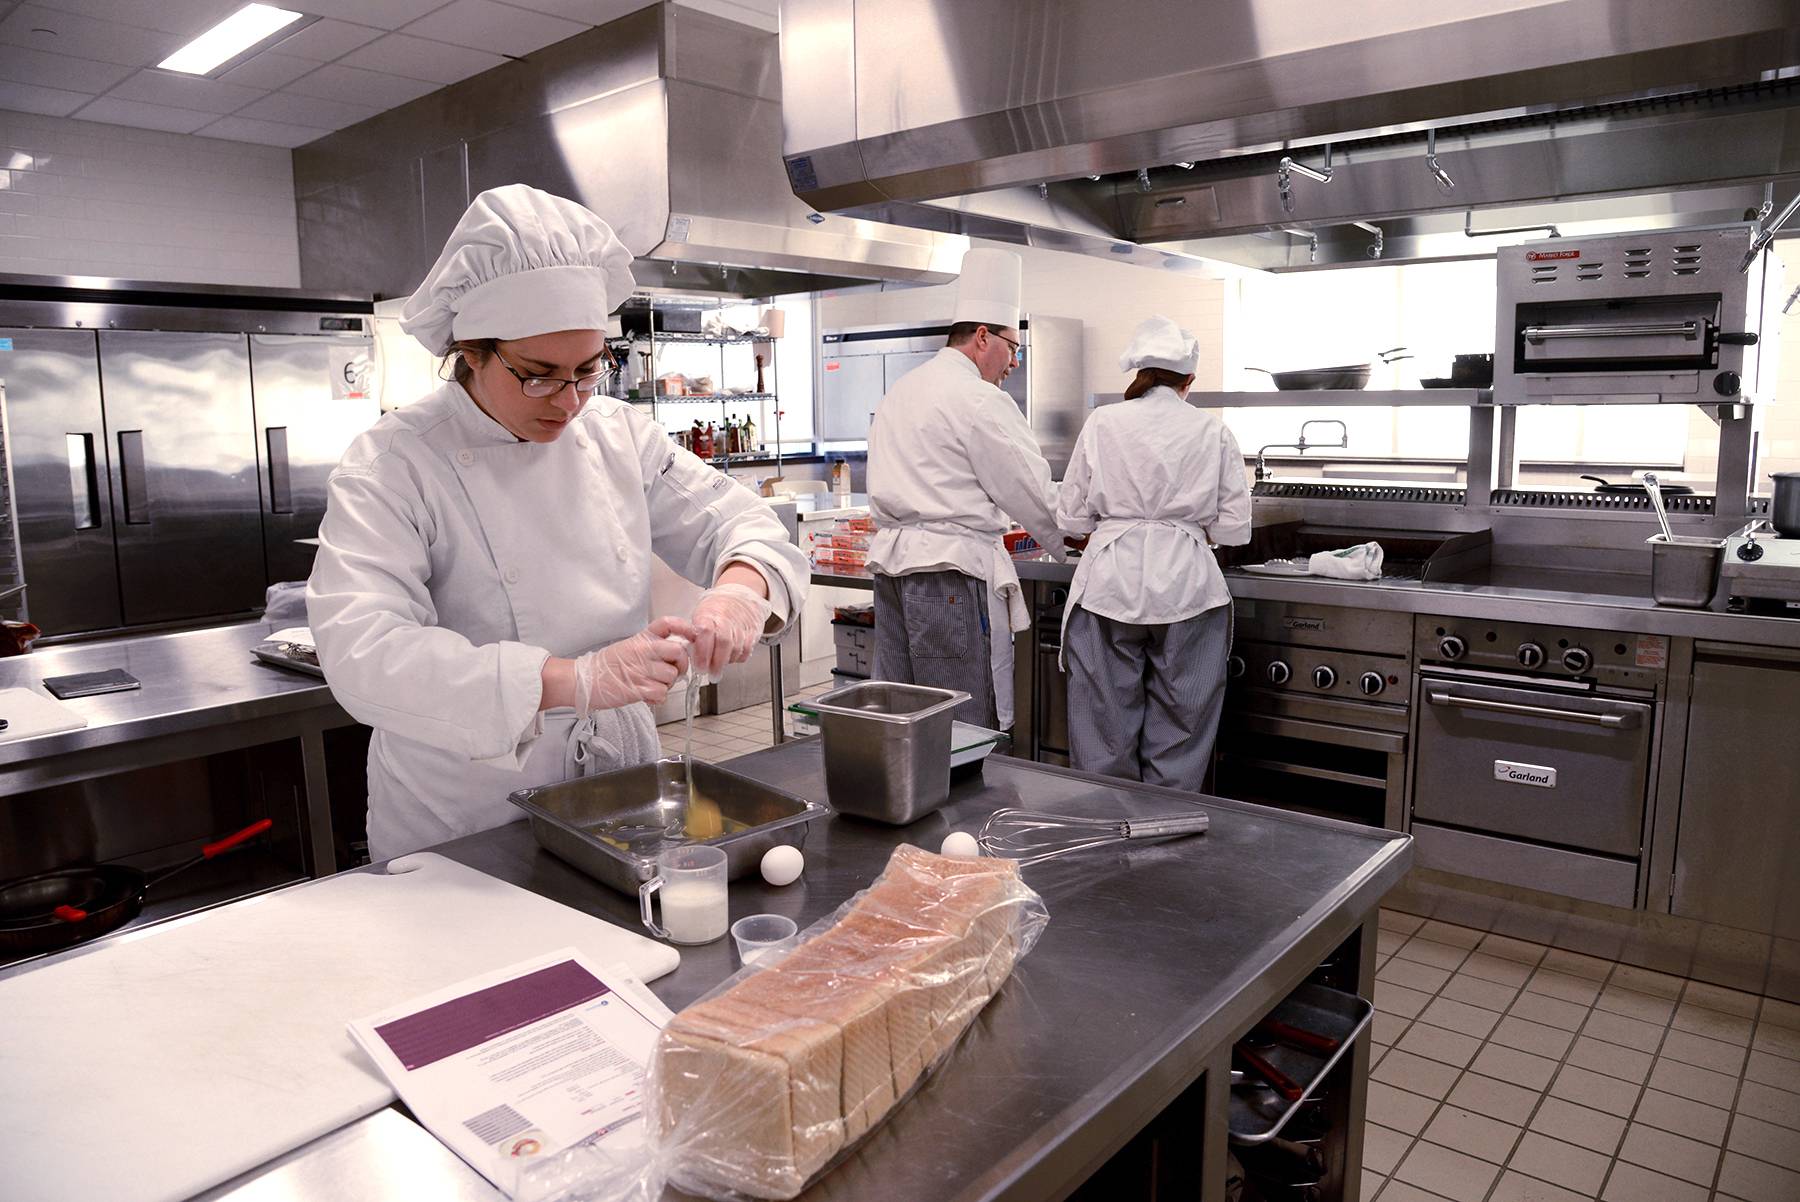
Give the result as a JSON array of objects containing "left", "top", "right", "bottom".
[
  {"left": 0, "top": 852, "right": 680, "bottom": 1202},
  {"left": 0, "top": 686, "right": 88, "bottom": 742}
]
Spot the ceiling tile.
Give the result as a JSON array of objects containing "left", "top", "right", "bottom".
[
  {"left": 287, "top": 0, "right": 451, "bottom": 32},
  {"left": 236, "top": 89, "right": 379, "bottom": 131},
  {"left": 268, "top": 18, "right": 384, "bottom": 63},
  {"left": 404, "top": 0, "right": 585, "bottom": 57},
  {"left": 0, "top": 76, "right": 88, "bottom": 116},
  {"left": 218, "top": 51, "right": 317, "bottom": 91},
  {"left": 0, "top": 41, "right": 132, "bottom": 92},
  {"left": 29, "top": 0, "right": 241, "bottom": 38},
  {"left": 337, "top": 32, "right": 505, "bottom": 85},
  {"left": 198, "top": 114, "right": 330, "bottom": 148},
  {"left": 283, "top": 62, "right": 438, "bottom": 109},
  {"left": 0, "top": 4, "right": 184, "bottom": 68},
  {"left": 492, "top": 0, "right": 647, "bottom": 24},
  {"left": 73, "top": 95, "right": 214, "bottom": 134},
  {"left": 104, "top": 69, "right": 266, "bottom": 116}
]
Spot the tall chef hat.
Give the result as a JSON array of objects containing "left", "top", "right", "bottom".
[
  {"left": 1119, "top": 315, "right": 1200, "bottom": 376},
  {"left": 949, "top": 247, "right": 1023, "bottom": 330},
  {"left": 399, "top": 184, "right": 637, "bottom": 356}
]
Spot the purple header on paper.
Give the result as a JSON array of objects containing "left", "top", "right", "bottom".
[{"left": 376, "top": 960, "right": 610, "bottom": 1071}]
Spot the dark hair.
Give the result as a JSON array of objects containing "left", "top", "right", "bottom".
[
  {"left": 443, "top": 338, "right": 496, "bottom": 385},
  {"left": 1123, "top": 367, "right": 1195, "bottom": 400},
  {"left": 946, "top": 321, "right": 1011, "bottom": 346}
]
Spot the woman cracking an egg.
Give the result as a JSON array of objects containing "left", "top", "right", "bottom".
[{"left": 307, "top": 185, "right": 809, "bottom": 860}]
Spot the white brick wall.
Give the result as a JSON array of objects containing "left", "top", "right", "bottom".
[
  {"left": 0, "top": 110, "right": 299, "bottom": 288},
  {"left": 817, "top": 239, "right": 1229, "bottom": 397}
]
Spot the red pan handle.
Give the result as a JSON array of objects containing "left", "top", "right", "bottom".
[
  {"left": 52, "top": 905, "right": 88, "bottom": 922},
  {"left": 203, "top": 819, "right": 272, "bottom": 858}
]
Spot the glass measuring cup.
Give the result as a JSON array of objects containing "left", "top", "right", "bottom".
[{"left": 639, "top": 844, "right": 728, "bottom": 944}]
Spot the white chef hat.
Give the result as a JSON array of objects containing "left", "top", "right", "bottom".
[
  {"left": 1119, "top": 315, "right": 1200, "bottom": 375},
  {"left": 399, "top": 184, "right": 637, "bottom": 356},
  {"left": 950, "top": 247, "right": 1023, "bottom": 330}
]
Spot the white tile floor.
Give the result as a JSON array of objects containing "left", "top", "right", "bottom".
[
  {"left": 1366, "top": 909, "right": 1800, "bottom": 1202},
  {"left": 659, "top": 713, "right": 1800, "bottom": 1202}
]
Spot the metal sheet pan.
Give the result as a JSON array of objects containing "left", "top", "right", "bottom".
[{"left": 1228, "top": 981, "right": 1374, "bottom": 1144}]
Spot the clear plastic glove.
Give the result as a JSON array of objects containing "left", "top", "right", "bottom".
[
  {"left": 573, "top": 617, "right": 696, "bottom": 716},
  {"left": 689, "top": 582, "right": 773, "bottom": 679}
]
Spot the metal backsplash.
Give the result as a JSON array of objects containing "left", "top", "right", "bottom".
[{"left": 294, "top": 4, "right": 964, "bottom": 301}]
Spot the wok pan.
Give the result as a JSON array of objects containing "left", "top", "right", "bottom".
[
  {"left": 1248, "top": 364, "right": 1372, "bottom": 391},
  {"left": 0, "top": 818, "right": 271, "bottom": 957},
  {"left": 1581, "top": 475, "right": 1695, "bottom": 497}
]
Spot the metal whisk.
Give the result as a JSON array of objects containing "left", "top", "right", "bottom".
[{"left": 978, "top": 806, "right": 1210, "bottom": 867}]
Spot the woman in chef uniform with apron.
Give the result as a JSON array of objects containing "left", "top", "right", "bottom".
[
  {"left": 307, "top": 185, "right": 809, "bottom": 860},
  {"left": 1056, "top": 316, "right": 1251, "bottom": 788}
]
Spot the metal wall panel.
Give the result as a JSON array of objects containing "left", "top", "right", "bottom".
[
  {"left": 0, "top": 328, "right": 122, "bottom": 634},
  {"left": 97, "top": 331, "right": 265, "bottom": 626}
]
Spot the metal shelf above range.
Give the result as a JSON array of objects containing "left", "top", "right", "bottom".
[
  {"left": 1187, "top": 388, "right": 1494, "bottom": 407},
  {"left": 651, "top": 392, "right": 778, "bottom": 403},
  {"left": 625, "top": 331, "right": 776, "bottom": 345}
]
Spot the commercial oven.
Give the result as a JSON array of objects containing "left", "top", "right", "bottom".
[
  {"left": 1493, "top": 224, "right": 1779, "bottom": 404},
  {"left": 1407, "top": 616, "right": 1667, "bottom": 908}
]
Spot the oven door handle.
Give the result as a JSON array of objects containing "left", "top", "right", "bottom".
[
  {"left": 1521, "top": 321, "right": 1700, "bottom": 341},
  {"left": 1424, "top": 688, "right": 1638, "bottom": 729}
]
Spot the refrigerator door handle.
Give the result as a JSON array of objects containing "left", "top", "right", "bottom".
[
  {"left": 117, "top": 429, "right": 149, "bottom": 525},
  {"left": 265, "top": 426, "right": 292, "bottom": 514},
  {"left": 66, "top": 432, "right": 101, "bottom": 529}
]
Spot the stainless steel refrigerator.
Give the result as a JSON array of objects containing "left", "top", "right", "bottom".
[{"left": 0, "top": 287, "right": 375, "bottom": 637}]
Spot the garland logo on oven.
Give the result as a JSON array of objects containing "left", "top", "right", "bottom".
[
  {"left": 1494, "top": 760, "right": 1557, "bottom": 788},
  {"left": 1283, "top": 617, "right": 1326, "bottom": 632}
]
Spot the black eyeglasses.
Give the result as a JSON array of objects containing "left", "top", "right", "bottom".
[
  {"left": 491, "top": 346, "right": 614, "bottom": 398},
  {"left": 991, "top": 331, "right": 1021, "bottom": 362}
]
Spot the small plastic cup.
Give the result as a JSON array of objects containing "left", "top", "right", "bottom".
[{"left": 731, "top": 913, "right": 799, "bottom": 966}]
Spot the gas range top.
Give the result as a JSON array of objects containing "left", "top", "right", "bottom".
[{"left": 1721, "top": 521, "right": 1800, "bottom": 604}]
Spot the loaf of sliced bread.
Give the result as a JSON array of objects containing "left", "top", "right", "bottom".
[{"left": 653, "top": 845, "right": 1032, "bottom": 1199}]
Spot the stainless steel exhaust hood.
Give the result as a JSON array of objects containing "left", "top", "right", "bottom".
[
  {"left": 294, "top": 4, "right": 965, "bottom": 299},
  {"left": 778, "top": 0, "right": 1800, "bottom": 270}
]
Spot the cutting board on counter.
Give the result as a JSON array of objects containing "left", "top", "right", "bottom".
[
  {"left": 0, "top": 686, "right": 88, "bottom": 742},
  {"left": 0, "top": 852, "right": 680, "bottom": 1202}
]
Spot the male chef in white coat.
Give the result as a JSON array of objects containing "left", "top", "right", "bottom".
[{"left": 865, "top": 248, "right": 1065, "bottom": 729}]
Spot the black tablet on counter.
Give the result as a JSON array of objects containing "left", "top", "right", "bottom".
[{"left": 42, "top": 669, "right": 141, "bottom": 700}]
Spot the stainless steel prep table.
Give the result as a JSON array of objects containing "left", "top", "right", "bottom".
[
  {"left": 189, "top": 738, "right": 1411, "bottom": 1202},
  {"left": 0, "top": 621, "right": 358, "bottom": 875}
]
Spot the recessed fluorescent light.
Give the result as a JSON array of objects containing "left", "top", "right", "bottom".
[{"left": 158, "top": 4, "right": 305, "bottom": 76}]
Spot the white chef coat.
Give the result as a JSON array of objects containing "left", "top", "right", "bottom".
[
  {"left": 1055, "top": 385, "right": 1251, "bottom": 657},
  {"left": 866, "top": 347, "right": 1063, "bottom": 726},
  {"left": 306, "top": 381, "right": 809, "bottom": 859}
]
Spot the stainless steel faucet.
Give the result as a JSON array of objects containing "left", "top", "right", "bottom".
[{"left": 1255, "top": 419, "right": 1348, "bottom": 482}]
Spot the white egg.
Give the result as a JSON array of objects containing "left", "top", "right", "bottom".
[
  {"left": 760, "top": 844, "right": 804, "bottom": 886},
  {"left": 939, "top": 831, "right": 981, "bottom": 859}
]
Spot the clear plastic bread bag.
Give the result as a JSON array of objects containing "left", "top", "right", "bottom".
[{"left": 516, "top": 845, "right": 1049, "bottom": 1202}]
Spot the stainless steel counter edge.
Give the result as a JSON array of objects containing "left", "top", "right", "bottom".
[
  {"left": 1004, "top": 559, "right": 1800, "bottom": 648},
  {"left": 0, "top": 622, "right": 348, "bottom": 766}
]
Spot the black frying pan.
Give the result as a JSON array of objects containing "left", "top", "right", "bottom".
[
  {"left": 1581, "top": 475, "right": 1695, "bottom": 497},
  {"left": 1248, "top": 364, "right": 1372, "bottom": 391},
  {"left": 0, "top": 819, "right": 271, "bottom": 956}
]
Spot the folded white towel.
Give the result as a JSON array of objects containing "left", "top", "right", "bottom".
[{"left": 1306, "top": 542, "right": 1385, "bottom": 580}]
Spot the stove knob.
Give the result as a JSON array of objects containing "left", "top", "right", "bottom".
[
  {"left": 1438, "top": 635, "right": 1467, "bottom": 661},
  {"left": 1226, "top": 655, "right": 1247, "bottom": 679},
  {"left": 1266, "top": 661, "right": 1291, "bottom": 685},
  {"left": 1312, "top": 665, "right": 1336, "bottom": 690},
  {"left": 1359, "top": 672, "right": 1385, "bottom": 696},
  {"left": 1562, "top": 647, "right": 1592, "bottom": 673},
  {"left": 1517, "top": 642, "right": 1546, "bottom": 669},
  {"left": 1738, "top": 540, "right": 1765, "bottom": 562}
]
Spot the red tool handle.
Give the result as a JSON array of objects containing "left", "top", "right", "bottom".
[
  {"left": 1254, "top": 1018, "right": 1342, "bottom": 1056},
  {"left": 52, "top": 905, "right": 88, "bottom": 922},
  {"left": 1236, "top": 1045, "right": 1305, "bottom": 1102},
  {"left": 202, "top": 819, "right": 272, "bottom": 858}
]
